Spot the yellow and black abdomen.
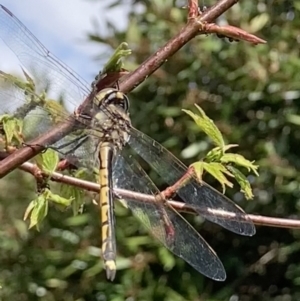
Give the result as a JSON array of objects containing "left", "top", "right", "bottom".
[{"left": 98, "top": 142, "right": 116, "bottom": 281}]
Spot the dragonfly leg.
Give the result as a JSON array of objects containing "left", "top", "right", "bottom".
[
  {"left": 21, "top": 142, "right": 47, "bottom": 152},
  {"left": 155, "top": 193, "right": 176, "bottom": 245}
]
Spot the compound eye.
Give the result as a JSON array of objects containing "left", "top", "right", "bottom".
[
  {"left": 112, "top": 92, "right": 129, "bottom": 112},
  {"left": 120, "top": 94, "right": 130, "bottom": 111},
  {"left": 105, "top": 89, "right": 130, "bottom": 111},
  {"left": 96, "top": 88, "right": 130, "bottom": 112}
]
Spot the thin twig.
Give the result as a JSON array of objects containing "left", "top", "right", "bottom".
[
  {"left": 188, "top": 0, "right": 200, "bottom": 19},
  {"left": 7, "top": 155, "right": 300, "bottom": 230},
  {"left": 204, "top": 23, "right": 266, "bottom": 44},
  {"left": 119, "top": 0, "right": 246, "bottom": 94}
]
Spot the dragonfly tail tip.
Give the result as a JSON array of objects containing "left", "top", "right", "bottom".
[{"left": 105, "top": 260, "right": 117, "bottom": 281}]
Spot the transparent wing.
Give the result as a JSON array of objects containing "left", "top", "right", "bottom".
[
  {"left": 128, "top": 128, "right": 256, "bottom": 236},
  {"left": 0, "top": 75, "right": 74, "bottom": 140},
  {"left": 0, "top": 5, "right": 91, "bottom": 115},
  {"left": 0, "top": 5, "right": 103, "bottom": 165},
  {"left": 112, "top": 151, "right": 226, "bottom": 281}
]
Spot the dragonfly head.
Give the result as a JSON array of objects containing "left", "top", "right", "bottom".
[{"left": 94, "top": 88, "right": 130, "bottom": 113}]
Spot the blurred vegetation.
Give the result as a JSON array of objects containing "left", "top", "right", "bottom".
[{"left": 1, "top": 0, "right": 300, "bottom": 300}]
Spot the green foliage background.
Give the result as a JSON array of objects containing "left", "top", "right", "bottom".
[{"left": 1, "top": 0, "right": 300, "bottom": 300}]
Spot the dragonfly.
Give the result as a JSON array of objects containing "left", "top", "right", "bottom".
[{"left": 0, "top": 5, "right": 255, "bottom": 281}]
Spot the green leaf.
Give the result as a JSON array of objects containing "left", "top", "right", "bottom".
[
  {"left": 102, "top": 42, "right": 132, "bottom": 74},
  {"left": 0, "top": 70, "right": 35, "bottom": 93},
  {"left": 60, "top": 168, "right": 91, "bottom": 214},
  {"left": 226, "top": 166, "right": 254, "bottom": 200},
  {"left": 35, "top": 149, "right": 59, "bottom": 174},
  {"left": 25, "top": 188, "right": 73, "bottom": 230},
  {"left": 192, "top": 161, "right": 234, "bottom": 193},
  {"left": 183, "top": 104, "right": 225, "bottom": 148},
  {"left": 47, "top": 190, "right": 73, "bottom": 207},
  {"left": 60, "top": 184, "right": 83, "bottom": 214},
  {"left": 27, "top": 194, "right": 48, "bottom": 230},
  {"left": 23, "top": 200, "right": 36, "bottom": 222},
  {"left": 205, "top": 145, "right": 239, "bottom": 162},
  {"left": 221, "top": 153, "right": 259, "bottom": 176},
  {"left": 190, "top": 161, "right": 205, "bottom": 181},
  {"left": 205, "top": 147, "right": 224, "bottom": 162},
  {"left": 1, "top": 115, "right": 23, "bottom": 146},
  {"left": 222, "top": 144, "right": 239, "bottom": 152},
  {"left": 21, "top": 68, "right": 35, "bottom": 89},
  {"left": 44, "top": 99, "right": 68, "bottom": 124}
]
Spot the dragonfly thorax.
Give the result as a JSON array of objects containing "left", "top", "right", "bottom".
[{"left": 90, "top": 89, "right": 131, "bottom": 150}]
